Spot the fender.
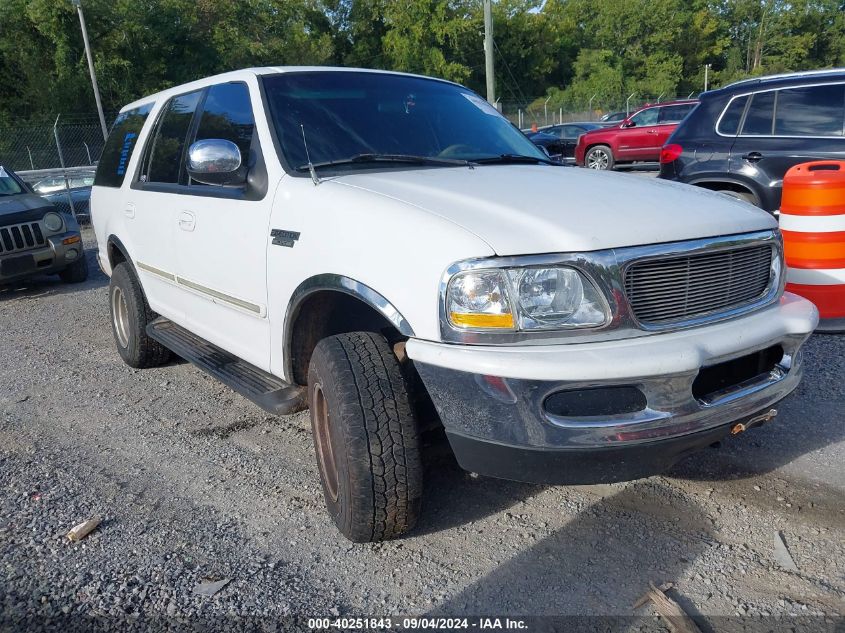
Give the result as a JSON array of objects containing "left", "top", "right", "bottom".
[
  {"left": 283, "top": 274, "right": 415, "bottom": 377},
  {"left": 105, "top": 234, "right": 133, "bottom": 275},
  {"left": 686, "top": 175, "right": 764, "bottom": 206}
]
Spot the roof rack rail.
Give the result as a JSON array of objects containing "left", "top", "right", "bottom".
[{"left": 724, "top": 67, "right": 845, "bottom": 89}]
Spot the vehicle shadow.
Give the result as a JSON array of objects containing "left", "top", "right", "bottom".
[
  {"left": 414, "top": 430, "right": 544, "bottom": 536},
  {"left": 0, "top": 247, "right": 106, "bottom": 301},
  {"left": 427, "top": 480, "right": 714, "bottom": 622}
]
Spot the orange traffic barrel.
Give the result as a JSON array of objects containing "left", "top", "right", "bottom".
[{"left": 780, "top": 161, "right": 845, "bottom": 332}]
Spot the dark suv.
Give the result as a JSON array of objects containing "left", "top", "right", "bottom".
[
  {"left": 659, "top": 69, "right": 845, "bottom": 212},
  {"left": 0, "top": 165, "right": 88, "bottom": 285}
]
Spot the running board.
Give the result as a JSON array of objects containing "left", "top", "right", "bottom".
[{"left": 147, "top": 317, "right": 306, "bottom": 415}]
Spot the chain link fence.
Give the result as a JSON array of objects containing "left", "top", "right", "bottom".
[
  {"left": 499, "top": 96, "right": 692, "bottom": 129},
  {"left": 0, "top": 115, "right": 108, "bottom": 222}
]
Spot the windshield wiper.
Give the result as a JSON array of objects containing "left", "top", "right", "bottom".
[
  {"left": 296, "top": 153, "right": 474, "bottom": 172},
  {"left": 470, "top": 154, "right": 557, "bottom": 166}
]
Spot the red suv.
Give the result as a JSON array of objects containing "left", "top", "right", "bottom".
[{"left": 575, "top": 100, "right": 698, "bottom": 170}]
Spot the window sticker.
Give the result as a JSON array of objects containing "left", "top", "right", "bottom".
[{"left": 462, "top": 93, "right": 500, "bottom": 116}]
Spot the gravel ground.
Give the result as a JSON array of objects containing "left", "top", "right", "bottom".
[{"left": 0, "top": 229, "right": 843, "bottom": 631}]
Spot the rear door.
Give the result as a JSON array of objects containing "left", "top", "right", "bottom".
[
  {"left": 729, "top": 83, "right": 845, "bottom": 209},
  {"left": 656, "top": 103, "right": 695, "bottom": 147},
  {"left": 615, "top": 107, "right": 660, "bottom": 160},
  {"left": 130, "top": 90, "right": 203, "bottom": 321}
]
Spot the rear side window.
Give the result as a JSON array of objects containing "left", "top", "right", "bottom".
[
  {"left": 717, "top": 95, "right": 748, "bottom": 135},
  {"left": 741, "top": 91, "right": 776, "bottom": 135},
  {"left": 142, "top": 90, "right": 203, "bottom": 184},
  {"left": 192, "top": 82, "right": 256, "bottom": 172},
  {"left": 774, "top": 84, "right": 845, "bottom": 136},
  {"left": 94, "top": 104, "right": 153, "bottom": 188},
  {"left": 658, "top": 104, "right": 694, "bottom": 123}
]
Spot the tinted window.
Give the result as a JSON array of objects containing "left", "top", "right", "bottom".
[
  {"left": 742, "top": 91, "right": 775, "bottom": 135},
  {"left": 630, "top": 108, "right": 658, "bottom": 127},
  {"left": 718, "top": 95, "right": 748, "bottom": 135},
  {"left": 774, "top": 84, "right": 845, "bottom": 137},
  {"left": 262, "top": 71, "right": 547, "bottom": 171},
  {"left": 193, "top": 83, "right": 256, "bottom": 168},
  {"left": 562, "top": 125, "right": 585, "bottom": 138},
  {"left": 95, "top": 103, "right": 153, "bottom": 188},
  {"left": 658, "top": 104, "right": 694, "bottom": 123},
  {"left": 143, "top": 91, "right": 202, "bottom": 184},
  {"left": 0, "top": 166, "right": 23, "bottom": 195}
]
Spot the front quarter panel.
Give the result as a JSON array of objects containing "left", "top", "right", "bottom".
[{"left": 266, "top": 173, "right": 495, "bottom": 379}]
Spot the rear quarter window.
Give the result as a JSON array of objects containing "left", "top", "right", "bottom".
[
  {"left": 717, "top": 95, "right": 749, "bottom": 135},
  {"left": 94, "top": 103, "right": 153, "bottom": 188}
]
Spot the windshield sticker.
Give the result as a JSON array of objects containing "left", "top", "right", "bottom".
[{"left": 462, "top": 93, "right": 500, "bottom": 116}]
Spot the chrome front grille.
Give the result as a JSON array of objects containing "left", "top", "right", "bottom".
[
  {"left": 0, "top": 221, "right": 47, "bottom": 255},
  {"left": 625, "top": 244, "right": 774, "bottom": 326}
]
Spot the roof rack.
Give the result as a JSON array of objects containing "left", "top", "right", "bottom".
[{"left": 725, "top": 67, "right": 845, "bottom": 89}]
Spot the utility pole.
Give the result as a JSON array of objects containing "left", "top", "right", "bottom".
[
  {"left": 483, "top": 0, "right": 495, "bottom": 105},
  {"left": 704, "top": 63, "right": 712, "bottom": 92},
  {"left": 72, "top": 0, "right": 108, "bottom": 141}
]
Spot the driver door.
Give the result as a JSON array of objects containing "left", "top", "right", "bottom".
[{"left": 615, "top": 107, "right": 660, "bottom": 160}]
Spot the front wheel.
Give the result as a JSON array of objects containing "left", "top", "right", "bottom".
[
  {"left": 307, "top": 331, "right": 423, "bottom": 542},
  {"left": 585, "top": 145, "right": 615, "bottom": 170}
]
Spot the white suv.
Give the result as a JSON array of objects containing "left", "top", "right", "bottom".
[{"left": 91, "top": 67, "right": 818, "bottom": 542}]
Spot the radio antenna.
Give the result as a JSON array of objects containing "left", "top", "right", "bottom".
[{"left": 300, "top": 124, "right": 320, "bottom": 185}]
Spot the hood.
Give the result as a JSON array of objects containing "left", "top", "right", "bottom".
[
  {"left": 0, "top": 193, "right": 55, "bottom": 225},
  {"left": 331, "top": 165, "right": 777, "bottom": 255}
]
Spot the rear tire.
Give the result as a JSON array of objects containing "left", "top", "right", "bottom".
[
  {"left": 307, "top": 331, "right": 423, "bottom": 542},
  {"left": 585, "top": 145, "right": 615, "bottom": 170},
  {"left": 109, "top": 263, "right": 171, "bottom": 369},
  {"left": 58, "top": 253, "right": 89, "bottom": 283}
]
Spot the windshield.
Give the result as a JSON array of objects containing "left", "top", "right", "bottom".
[
  {"left": 0, "top": 166, "right": 23, "bottom": 195},
  {"left": 262, "top": 71, "right": 548, "bottom": 171}
]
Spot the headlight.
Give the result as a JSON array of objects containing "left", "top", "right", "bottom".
[
  {"left": 508, "top": 267, "right": 607, "bottom": 329},
  {"left": 43, "top": 212, "right": 64, "bottom": 233},
  {"left": 447, "top": 270, "right": 514, "bottom": 329},
  {"left": 446, "top": 266, "right": 608, "bottom": 331}
]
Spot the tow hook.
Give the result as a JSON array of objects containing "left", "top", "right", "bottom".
[{"left": 731, "top": 408, "right": 778, "bottom": 435}]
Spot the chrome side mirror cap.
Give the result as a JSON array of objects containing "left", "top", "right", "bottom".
[{"left": 186, "top": 139, "right": 247, "bottom": 186}]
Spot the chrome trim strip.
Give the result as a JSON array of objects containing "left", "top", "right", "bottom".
[
  {"left": 438, "top": 230, "right": 783, "bottom": 346},
  {"left": 136, "top": 261, "right": 263, "bottom": 316},
  {"left": 715, "top": 80, "right": 845, "bottom": 139},
  {"left": 136, "top": 261, "right": 176, "bottom": 282}
]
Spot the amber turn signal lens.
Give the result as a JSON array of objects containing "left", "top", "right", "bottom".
[
  {"left": 62, "top": 235, "right": 81, "bottom": 245},
  {"left": 449, "top": 312, "right": 514, "bottom": 329}
]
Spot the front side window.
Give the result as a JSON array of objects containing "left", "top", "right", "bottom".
[
  {"left": 143, "top": 90, "right": 203, "bottom": 184},
  {"left": 95, "top": 103, "right": 153, "bottom": 188},
  {"left": 0, "top": 166, "right": 23, "bottom": 195},
  {"left": 262, "top": 71, "right": 547, "bottom": 172},
  {"left": 629, "top": 107, "right": 659, "bottom": 127},
  {"left": 562, "top": 126, "right": 584, "bottom": 139},
  {"left": 193, "top": 82, "right": 256, "bottom": 170},
  {"left": 741, "top": 91, "right": 776, "bottom": 135},
  {"left": 774, "top": 84, "right": 845, "bottom": 137}
]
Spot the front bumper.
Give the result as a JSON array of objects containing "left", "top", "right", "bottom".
[
  {"left": 407, "top": 293, "right": 818, "bottom": 484},
  {"left": 0, "top": 231, "right": 83, "bottom": 282}
]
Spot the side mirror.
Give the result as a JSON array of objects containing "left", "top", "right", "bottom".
[
  {"left": 186, "top": 139, "right": 247, "bottom": 186},
  {"left": 621, "top": 120, "right": 636, "bottom": 128}
]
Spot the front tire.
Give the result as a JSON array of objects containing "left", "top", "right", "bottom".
[
  {"left": 109, "top": 263, "right": 171, "bottom": 369},
  {"left": 585, "top": 145, "right": 615, "bottom": 170},
  {"left": 307, "top": 332, "right": 423, "bottom": 542}
]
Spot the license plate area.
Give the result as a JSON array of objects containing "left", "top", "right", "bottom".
[{"left": 1, "top": 254, "right": 36, "bottom": 277}]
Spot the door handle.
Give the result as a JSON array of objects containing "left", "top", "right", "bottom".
[
  {"left": 646, "top": 129, "right": 658, "bottom": 134},
  {"left": 742, "top": 151, "right": 764, "bottom": 162},
  {"left": 178, "top": 211, "right": 196, "bottom": 232},
  {"left": 124, "top": 203, "right": 135, "bottom": 219}
]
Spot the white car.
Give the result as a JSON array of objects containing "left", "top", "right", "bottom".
[{"left": 91, "top": 67, "right": 818, "bottom": 542}]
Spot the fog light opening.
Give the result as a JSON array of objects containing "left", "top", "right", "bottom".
[{"left": 65, "top": 249, "right": 79, "bottom": 261}]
